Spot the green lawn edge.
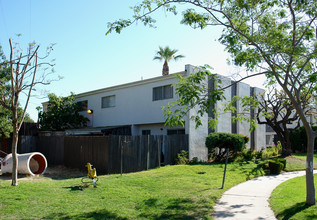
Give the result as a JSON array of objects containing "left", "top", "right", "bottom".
[
  {"left": 270, "top": 174, "right": 317, "bottom": 220},
  {"left": 0, "top": 153, "right": 312, "bottom": 219},
  {"left": 269, "top": 153, "right": 317, "bottom": 220},
  {"left": 0, "top": 161, "right": 267, "bottom": 219}
]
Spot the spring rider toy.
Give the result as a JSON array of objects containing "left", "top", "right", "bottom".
[{"left": 81, "top": 162, "right": 98, "bottom": 187}]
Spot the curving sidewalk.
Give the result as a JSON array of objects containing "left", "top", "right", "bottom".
[{"left": 213, "top": 170, "right": 317, "bottom": 220}]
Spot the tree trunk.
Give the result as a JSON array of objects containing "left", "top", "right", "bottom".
[
  {"left": 279, "top": 85, "right": 315, "bottom": 205},
  {"left": 11, "top": 128, "right": 19, "bottom": 186},
  {"left": 162, "top": 60, "right": 169, "bottom": 76},
  {"left": 282, "top": 130, "right": 292, "bottom": 157},
  {"left": 305, "top": 129, "right": 315, "bottom": 205},
  {"left": 11, "top": 104, "right": 19, "bottom": 186},
  {"left": 282, "top": 123, "right": 292, "bottom": 156}
]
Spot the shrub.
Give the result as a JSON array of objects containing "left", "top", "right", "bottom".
[
  {"left": 175, "top": 150, "right": 189, "bottom": 165},
  {"left": 232, "top": 153, "right": 244, "bottom": 162},
  {"left": 241, "top": 149, "right": 256, "bottom": 161},
  {"left": 255, "top": 150, "right": 263, "bottom": 159},
  {"left": 276, "top": 141, "right": 282, "bottom": 155},
  {"left": 205, "top": 132, "right": 246, "bottom": 153},
  {"left": 261, "top": 146, "right": 281, "bottom": 159},
  {"left": 189, "top": 157, "right": 199, "bottom": 165},
  {"left": 239, "top": 134, "right": 250, "bottom": 145},
  {"left": 275, "top": 158, "right": 287, "bottom": 170},
  {"left": 272, "top": 147, "right": 279, "bottom": 156},
  {"left": 268, "top": 158, "right": 286, "bottom": 174},
  {"left": 269, "top": 160, "right": 284, "bottom": 174}
]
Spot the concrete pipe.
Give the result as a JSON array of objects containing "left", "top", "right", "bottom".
[{"left": 1, "top": 152, "right": 47, "bottom": 176}]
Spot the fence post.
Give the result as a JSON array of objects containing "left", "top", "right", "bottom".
[
  {"left": 146, "top": 135, "right": 150, "bottom": 170},
  {"left": 221, "top": 148, "right": 229, "bottom": 189},
  {"left": 120, "top": 136, "right": 123, "bottom": 176},
  {"left": 158, "top": 136, "right": 161, "bottom": 168}
]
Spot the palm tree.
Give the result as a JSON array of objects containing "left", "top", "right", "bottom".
[{"left": 153, "top": 46, "right": 185, "bottom": 76}]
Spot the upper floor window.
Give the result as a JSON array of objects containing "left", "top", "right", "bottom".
[
  {"left": 167, "top": 129, "right": 185, "bottom": 135},
  {"left": 76, "top": 100, "right": 88, "bottom": 111},
  {"left": 153, "top": 85, "right": 173, "bottom": 101},
  {"left": 142, "top": 130, "right": 151, "bottom": 135},
  {"left": 102, "top": 95, "right": 115, "bottom": 108}
]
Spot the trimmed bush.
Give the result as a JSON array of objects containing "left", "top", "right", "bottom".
[
  {"left": 205, "top": 132, "right": 246, "bottom": 153},
  {"left": 268, "top": 158, "right": 286, "bottom": 174},
  {"left": 275, "top": 158, "right": 287, "bottom": 170}
]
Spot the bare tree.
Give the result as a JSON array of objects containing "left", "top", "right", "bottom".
[{"left": 0, "top": 39, "right": 55, "bottom": 186}]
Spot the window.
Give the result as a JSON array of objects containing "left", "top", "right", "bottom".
[
  {"left": 102, "top": 95, "right": 115, "bottom": 108},
  {"left": 167, "top": 129, "right": 185, "bottom": 135},
  {"left": 76, "top": 100, "right": 88, "bottom": 111},
  {"left": 142, "top": 130, "right": 151, "bottom": 135},
  {"left": 153, "top": 85, "right": 173, "bottom": 101}
]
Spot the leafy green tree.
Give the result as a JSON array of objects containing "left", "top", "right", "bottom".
[
  {"left": 0, "top": 106, "right": 13, "bottom": 138},
  {"left": 0, "top": 52, "right": 34, "bottom": 138},
  {"left": 162, "top": 68, "right": 260, "bottom": 132},
  {"left": 256, "top": 88, "right": 315, "bottom": 156},
  {"left": 153, "top": 46, "right": 184, "bottom": 76},
  {"left": 38, "top": 93, "right": 89, "bottom": 131},
  {"left": 0, "top": 39, "right": 55, "bottom": 186},
  {"left": 0, "top": 46, "right": 13, "bottom": 138},
  {"left": 107, "top": 0, "right": 317, "bottom": 205},
  {"left": 0, "top": 106, "right": 34, "bottom": 138}
]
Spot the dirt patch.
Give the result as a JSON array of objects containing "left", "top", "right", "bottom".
[
  {"left": 44, "top": 165, "right": 86, "bottom": 179},
  {"left": 285, "top": 156, "right": 306, "bottom": 164},
  {"left": 0, "top": 165, "right": 86, "bottom": 181},
  {"left": 0, "top": 172, "right": 37, "bottom": 181}
]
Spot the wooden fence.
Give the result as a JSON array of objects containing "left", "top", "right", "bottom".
[
  {"left": 37, "top": 136, "right": 64, "bottom": 165},
  {"left": 34, "top": 135, "right": 188, "bottom": 174}
]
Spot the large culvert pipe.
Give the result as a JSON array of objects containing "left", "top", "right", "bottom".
[{"left": 1, "top": 152, "right": 47, "bottom": 176}]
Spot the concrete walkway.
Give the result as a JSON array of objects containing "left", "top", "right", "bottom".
[{"left": 213, "top": 170, "right": 316, "bottom": 220}]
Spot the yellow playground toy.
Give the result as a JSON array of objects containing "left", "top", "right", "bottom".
[{"left": 81, "top": 162, "right": 98, "bottom": 187}]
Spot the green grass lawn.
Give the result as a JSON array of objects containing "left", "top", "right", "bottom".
[
  {"left": 0, "top": 153, "right": 313, "bottom": 219},
  {"left": 270, "top": 174, "right": 317, "bottom": 220},
  {"left": 292, "top": 153, "right": 317, "bottom": 161},
  {"left": 0, "top": 162, "right": 266, "bottom": 219},
  {"left": 270, "top": 153, "right": 317, "bottom": 220},
  {"left": 285, "top": 153, "right": 317, "bottom": 171}
]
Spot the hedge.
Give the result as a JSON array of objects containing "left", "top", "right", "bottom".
[{"left": 205, "top": 132, "right": 248, "bottom": 152}]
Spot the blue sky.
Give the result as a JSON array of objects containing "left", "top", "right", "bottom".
[{"left": 0, "top": 0, "right": 265, "bottom": 121}]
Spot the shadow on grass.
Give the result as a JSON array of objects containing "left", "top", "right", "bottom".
[
  {"left": 44, "top": 209, "right": 126, "bottom": 219},
  {"left": 276, "top": 202, "right": 311, "bottom": 220},
  {"left": 188, "top": 160, "right": 269, "bottom": 180},
  {"left": 219, "top": 161, "right": 268, "bottom": 180},
  {"left": 45, "top": 198, "right": 212, "bottom": 219},
  {"left": 244, "top": 162, "right": 268, "bottom": 180},
  {"left": 63, "top": 184, "right": 91, "bottom": 191},
  {"left": 136, "top": 197, "right": 212, "bottom": 219}
]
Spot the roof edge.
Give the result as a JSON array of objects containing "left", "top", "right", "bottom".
[{"left": 75, "top": 71, "right": 186, "bottom": 99}]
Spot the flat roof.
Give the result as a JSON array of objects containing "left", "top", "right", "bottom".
[{"left": 75, "top": 71, "right": 185, "bottom": 99}]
